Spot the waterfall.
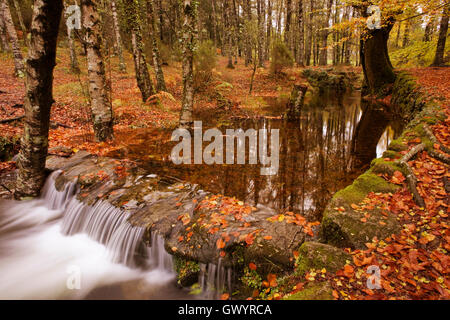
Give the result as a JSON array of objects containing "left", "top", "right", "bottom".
[
  {"left": 40, "top": 171, "right": 174, "bottom": 271},
  {"left": 198, "top": 259, "right": 233, "bottom": 299}
]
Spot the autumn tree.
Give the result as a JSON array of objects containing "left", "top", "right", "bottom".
[
  {"left": 124, "top": 0, "right": 155, "bottom": 102},
  {"left": 431, "top": 3, "right": 449, "bottom": 66},
  {"left": 0, "top": 0, "right": 24, "bottom": 77},
  {"left": 179, "top": 0, "right": 197, "bottom": 128},
  {"left": 15, "top": 0, "right": 63, "bottom": 199},
  {"left": 81, "top": 0, "right": 114, "bottom": 141}
]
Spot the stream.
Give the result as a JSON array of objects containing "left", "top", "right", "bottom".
[{"left": 0, "top": 90, "right": 404, "bottom": 299}]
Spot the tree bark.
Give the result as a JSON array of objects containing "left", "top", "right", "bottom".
[
  {"left": 285, "top": 0, "right": 292, "bottom": 48},
  {"left": 111, "top": 0, "right": 126, "bottom": 72},
  {"left": 266, "top": 0, "right": 272, "bottom": 60},
  {"left": 360, "top": 9, "right": 396, "bottom": 92},
  {"left": 81, "top": 0, "right": 114, "bottom": 142},
  {"left": 0, "top": 0, "right": 24, "bottom": 77},
  {"left": 244, "top": 0, "right": 252, "bottom": 66},
  {"left": 431, "top": 5, "right": 449, "bottom": 67},
  {"left": 15, "top": 0, "right": 63, "bottom": 199},
  {"left": 257, "top": 0, "right": 265, "bottom": 67},
  {"left": 296, "top": 0, "right": 304, "bottom": 66},
  {"left": 124, "top": 0, "right": 155, "bottom": 102},
  {"left": 0, "top": 11, "right": 10, "bottom": 52},
  {"left": 147, "top": 0, "right": 167, "bottom": 91},
  {"left": 12, "top": 0, "right": 29, "bottom": 47},
  {"left": 423, "top": 17, "right": 434, "bottom": 42},
  {"left": 224, "top": 0, "right": 234, "bottom": 69},
  {"left": 319, "top": 0, "right": 333, "bottom": 65},
  {"left": 179, "top": 0, "right": 197, "bottom": 128},
  {"left": 63, "top": 1, "right": 80, "bottom": 74}
]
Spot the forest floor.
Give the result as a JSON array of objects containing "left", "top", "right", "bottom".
[{"left": 0, "top": 50, "right": 449, "bottom": 300}]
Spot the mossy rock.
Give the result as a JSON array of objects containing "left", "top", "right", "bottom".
[
  {"left": 284, "top": 282, "right": 334, "bottom": 300},
  {"left": 296, "top": 242, "right": 351, "bottom": 276},
  {"left": 320, "top": 171, "right": 400, "bottom": 249},
  {"left": 0, "top": 136, "right": 20, "bottom": 161}
]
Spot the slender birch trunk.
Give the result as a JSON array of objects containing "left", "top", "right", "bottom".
[
  {"left": 0, "top": 0, "right": 24, "bottom": 77},
  {"left": 81, "top": 0, "right": 114, "bottom": 141}
]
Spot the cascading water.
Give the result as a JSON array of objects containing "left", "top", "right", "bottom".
[
  {"left": 198, "top": 260, "right": 233, "bottom": 300},
  {"left": 0, "top": 171, "right": 181, "bottom": 299}
]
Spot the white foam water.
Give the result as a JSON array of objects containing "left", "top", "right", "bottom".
[{"left": 0, "top": 171, "right": 175, "bottom": 299}]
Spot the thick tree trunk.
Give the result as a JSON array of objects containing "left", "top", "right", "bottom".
[
  {"left": 124, "top": 0, "right": 155, "bottom": 102},
  {"left": 423, "top": 17, "right": 434, "bottom": 42},
  {"left": 111, "top": 0, "right": 126, "bottom": 72},
  {"left": 81, "top": 0, "right": 114, "bottom": 142},
  {"left": 179, "top": 0, "right": 196, "bottom": 128},
  {"left": 360, "top": 13, "right": 396, "bottom": 92},
  {"left": 15, "top": 0, "right": 63, "bottom": 199},
  {"left": 0, "top": 0, "right": 24, "bottom": 77},
  {"left": 12, "top": 0, "right": 29, "bottom": 47},
  {"left": 147, "top": 0, "right": 167, "bottom": 91},
  {"left": 431, "top": 5, "right": 449, "bottom": 67}
]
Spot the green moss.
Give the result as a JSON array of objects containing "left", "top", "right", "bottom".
[
  {"left": 295, "top": 242, "right": 350, "bottom": 276},
  {"left": 284, "top": 282, "right": 334, "bottom": 300},
  {"left": 333, "top": 172, "right": 398, "bottom": 205},
  {"left": 388, "top": 138, "right": 407, "bottom": 152},
  {"left": 173, "top": 256, "right": 200, "bottom": 286}
]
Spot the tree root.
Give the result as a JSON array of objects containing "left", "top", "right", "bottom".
[
  {"left": 428, "top": 149, "right": 450, "bottom": 165},
  {"left": 397, "top": 143, "right": 426, "bottom": 208},
  {"left": 0, "top": 115, "right": 24, "bottom": 124},
  {"left": 423, "top": 124, "right": 450, "bottom": 154}
]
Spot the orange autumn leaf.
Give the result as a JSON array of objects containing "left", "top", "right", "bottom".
[
  {"left": 249, "top": 262, "right": 257, "bottom": 271},
  {"left": 220, "top": 293, "right": 230, "bottom": 300},
  {"left": 216, "top": 238, "right": 226, "bottom": 249},
  {"left": 263, "top": 235, "right": 273, "bottom": 240},
  {"left": 267, "top": 273, "right": 277, "bottom": 287},
  {"left": 245, "top": 233, "right": 255, "bottom": 245}
]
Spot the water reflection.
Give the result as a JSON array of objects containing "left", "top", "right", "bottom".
[{"left": 110, "top": 91, "right": 404, "bottom": 220}]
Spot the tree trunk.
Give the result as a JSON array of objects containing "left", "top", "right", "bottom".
[
  {"left": 81, "top": 0, "right": 114, "bottom": 142},
  {"left": 224, "top": 0, "right": 234, "bottom": 69},
  {"left": 0, "top": 12, "right": 10, "bottom": 52},
  {"left": 124, "top": 0, "right": 155, "bottom": 102},
  {"left": 296, "top": 0, "right": 304, "bottom": 66},
  {"left": 319, "top": 0, "right": 333, "bottom": 65},
  {"left": 179, "top": 0, "right": 197, "bottom": 128},
  {"left": 361, "top": 20, "right": 396, "bottom": 92},
  {"left": 305, "top": 0, "right": 313, "bottom": 66},
  {"left": 147, "top": 0, "right": 167, "bottom": 91},
  {"left": 402, "top": 20, "right": 410, "bottom": 47},
  {"left": 423, "top": 17, "right": 434, "bottom": 42},
  {"left": 266, "top": 0, "right": 272, "bottom": 60},
  {"left": 284, "top": 0, "right": 292, "bottom": 47},
  {"left": 244, "top": 0, "right": 252, "bottom": 66},
  {"left": 431, "top": 5, "right": 449, "bottom": 67},
  {"left": 111, "top": 0, "right": 126, "bottom": 72},
  {"left": 12, "top": 0, "right": 29, "bottom": 47},
  {"left": 0, "top": 0, "right": 24, "bottom": 77},
  {"left": 15, "top": 0, "right": 63, "bottom": 199},
  {"left": 257, "top": 0, "right": 264, "bottom": 67},
  {"left": 63, "top": 1, "right": 80, "bottom": 74}
]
